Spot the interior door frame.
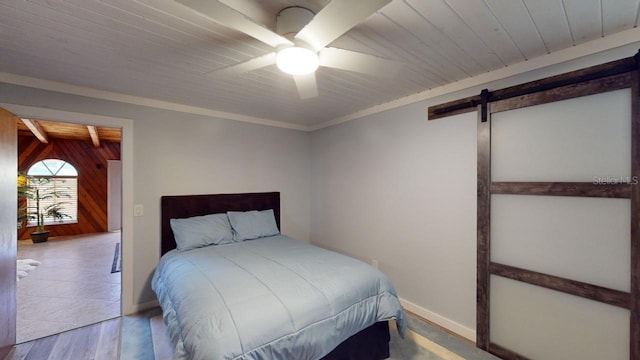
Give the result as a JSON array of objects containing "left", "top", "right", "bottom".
[{"left": 0, "top": 104, "right": 136, "bottom": 316}]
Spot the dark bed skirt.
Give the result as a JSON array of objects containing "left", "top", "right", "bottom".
[{"left": 320, "top": 321, "right": 391, "bottom": 360}]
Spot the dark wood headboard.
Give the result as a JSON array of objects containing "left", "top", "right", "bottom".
[{"left": 160, "top": 192, "right": 280, "bottom": 255}]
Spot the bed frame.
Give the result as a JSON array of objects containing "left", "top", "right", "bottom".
[
  {"left": 159, "top": 192, "right": 391, "bottom": 359},
  {"left": 161, "top": 192, "right": 281, "bottom": 255}
]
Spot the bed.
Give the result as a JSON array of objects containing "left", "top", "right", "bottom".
[{"left": 152, "top": 192, "right": 406, "bottom": 360}]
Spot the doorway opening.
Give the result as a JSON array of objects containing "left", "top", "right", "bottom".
[{"left": 16, "top": 118, "right": 122, "bottom": 343}]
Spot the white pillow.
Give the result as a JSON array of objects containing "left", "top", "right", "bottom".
[
  {"left": 170, "top": 213, "right": 234, "bottom": 251},
  {"left": 227, "top": 209, "right": 279, "bottom": 241}
]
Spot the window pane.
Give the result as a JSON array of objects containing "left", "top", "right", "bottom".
[
  {"left": 43, "top": 159, "right": 65, "bottom": 175},
  {"left": 59, "top": 178, "right": 78, "bottom": 221},
  {"left": 27, "top": 162, "right": 51, "bottom": 176},
  {"left": 57, "top": 162, "right": 78, "bottom": 176}
]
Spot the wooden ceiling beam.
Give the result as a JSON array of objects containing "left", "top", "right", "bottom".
[
  {"left": 21, "top": 118, "right": 48, "bottom": 144},
  {"left": 87, "top": 125, "right": 100, "bottom": 148}
]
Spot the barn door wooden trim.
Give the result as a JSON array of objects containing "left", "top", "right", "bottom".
[
  {"left": 476, "top": 98, "right": 491, "bottom": 350},
  {"left": 630, "top": 61, "right": 640, "bottom": 360},
  {"left": 428, "top": 56, "right": 636, "bottom": 121}
]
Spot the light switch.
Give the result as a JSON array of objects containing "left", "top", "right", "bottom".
[{"left": 134, "top": 204, "right": 144, "bottom": 217}]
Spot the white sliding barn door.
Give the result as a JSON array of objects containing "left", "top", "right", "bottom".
[
  {"left": 427, "top": 54, "right": 639, "bottom": 360},
  {"left": 488, "top": 89, "right": 632, "bottom": 360}
]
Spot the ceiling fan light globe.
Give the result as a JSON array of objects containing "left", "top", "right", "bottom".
[{"left": 276, "top": 47, "right": 319, "bottom": 75}]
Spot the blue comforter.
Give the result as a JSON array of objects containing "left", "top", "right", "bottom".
[{"left": 152, "top": 234, "right": 406, "bottom": 360}]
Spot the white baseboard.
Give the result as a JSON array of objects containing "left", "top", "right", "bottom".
[{"left": 399, "top": 297, "right": 476, "bottom": 342}]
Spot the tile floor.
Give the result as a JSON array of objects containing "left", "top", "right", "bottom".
[{"left": 16, "top": 231, "right": 121, "bottom": 343}]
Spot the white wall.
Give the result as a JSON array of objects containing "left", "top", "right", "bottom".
[
  {"left": 310, "top": 101, "right": 478, "bottom": 336},
  {"left": 131, "top": 111, "right": 310, "bottom": 304},
  {"left": 0, "top": 84, "right": 310, "bottom": 309},
  {"left": 309, "top": 43, "right": 640, "bottom": 338}
]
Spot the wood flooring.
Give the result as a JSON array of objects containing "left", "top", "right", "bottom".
[
  {"left": 2, "top": 309, "right": 502, "bottom": 360},
  {"left": 3, "top": 318, "right": 120, "bottom": 360}
]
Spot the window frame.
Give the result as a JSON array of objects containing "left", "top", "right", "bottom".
[{"left": 26, "top": 159, "right": 79, "bottom": 227}]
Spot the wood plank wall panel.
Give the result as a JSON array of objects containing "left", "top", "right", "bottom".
[{"left": 17, "top": 136, "right": 121, "bottom": 240}]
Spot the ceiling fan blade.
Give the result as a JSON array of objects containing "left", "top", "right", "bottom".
[
  {"left": 295, "top": 0, "right": 392, "bottom": 51},
  {"left": 218, "top": 0, "right": 275, "bottom": 30},
  {"left": 207, "top": 52, "right": 276, "bottom": 77},
  {"left": 293, "top": 73, "right": 318, "bottom": 99},
  {"left": 319, "top": 48, "right": 401, "bottom": 78},
  {"left": 176, "top": 0, "right": 292, "bottom": 48}
]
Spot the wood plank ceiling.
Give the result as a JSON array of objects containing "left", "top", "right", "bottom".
[
  {"left": 1, "top": 0, "right": 639, "bottom": 128},
  {"left": 17, "top": 119, "right": 121, "bottom": 146}
]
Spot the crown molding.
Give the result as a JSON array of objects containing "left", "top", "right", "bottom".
[{"left": 0, "top": 72, "right": 309, "bottom": 132}]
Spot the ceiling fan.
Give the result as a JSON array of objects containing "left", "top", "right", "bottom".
[{"left": 176, "top": 0, "right": 401, "bottom": 99}]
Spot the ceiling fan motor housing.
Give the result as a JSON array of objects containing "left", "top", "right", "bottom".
[{"left": 276, "top": 6, "right": 315, "bottom": 43}]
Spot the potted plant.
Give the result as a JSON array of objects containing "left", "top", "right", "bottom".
[{"left": 18, "top": 172, "right": 71, "bottom": 243}]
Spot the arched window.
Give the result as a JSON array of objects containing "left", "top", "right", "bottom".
[{"left": 26, "top": 159, "right": 78, "bottom": 226}]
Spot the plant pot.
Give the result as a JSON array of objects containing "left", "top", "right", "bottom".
[{"left": 30, "top": 230, "right": 50, "bottom": 243}]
